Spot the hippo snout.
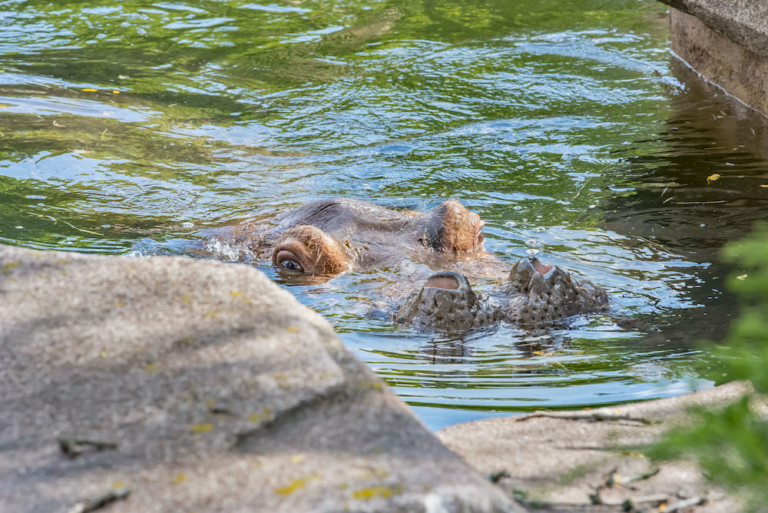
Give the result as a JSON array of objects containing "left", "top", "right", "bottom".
[{"left": 396, "top": 258, "right": 609, "bottom": 333}]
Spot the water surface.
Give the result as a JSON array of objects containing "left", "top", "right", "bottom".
[{"left": 3, "top": 0, "right": 768, "bottom": 430}]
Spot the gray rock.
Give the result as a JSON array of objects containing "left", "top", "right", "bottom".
[
  {"left": 0, "top": 244, "right": 521, "bottom": 513},
  {"left": 657, "top": 0, "right": 768, "bottom": 59},
  {"left": 438, "top": 383, "right": 746, "bottom": 512}
]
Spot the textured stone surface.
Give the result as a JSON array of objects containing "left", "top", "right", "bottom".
[
  {"left": 0, "top": 244, "right": 520, "bottom": 513},
  {"left": 669, "top": 8, "right": 768, "bottom": 116},
  {"left": 438, "top": 383, "right": 745, "bottom": 512},
  {"left": 658, "top": 0, "right": 768, "bottom": 58}
]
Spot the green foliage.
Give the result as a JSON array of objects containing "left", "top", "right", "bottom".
[
  {"left": 719, "top": 227, "right": 768, "bottom": 396},
  {"left": 652, "top": 225, "right": 768, "bottom": 511}
]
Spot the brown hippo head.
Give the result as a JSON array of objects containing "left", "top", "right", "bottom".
[{"left": 263, "top": 198, "right": 485, "bottom": 278}]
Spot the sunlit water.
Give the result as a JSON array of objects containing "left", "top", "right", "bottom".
[{"left": 2, "top": 0, "right": 768, "bottom": 430}]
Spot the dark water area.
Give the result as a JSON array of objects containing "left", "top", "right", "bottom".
[{"left": 2, "top": 0, "right": 768, "bottom": 430}]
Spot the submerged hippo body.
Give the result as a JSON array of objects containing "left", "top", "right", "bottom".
[
  {"left": 207, "top": 198, "right": 608, "bottom": 330},
  {"left": 396, "top": 257, "right": 609, "bottom": 333}
]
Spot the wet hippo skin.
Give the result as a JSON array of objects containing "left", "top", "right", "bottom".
[
  {"left": 396, "top": 257, "right": 609, "bottom": 333},
  {"left": 207, "top": 198, "right": 608, "bottom": 331},
  {"left": 209, "top": 198, "right": 485, "bottom": 277}
]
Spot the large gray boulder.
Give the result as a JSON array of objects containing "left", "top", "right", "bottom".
[{"left": 0, "top": 244, "right": 520, "bottom": 513}]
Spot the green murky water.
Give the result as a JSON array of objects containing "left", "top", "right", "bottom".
[{"left": 3, "top": 0, "right": 768, "bottom": 429}]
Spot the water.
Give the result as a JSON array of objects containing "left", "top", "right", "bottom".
[{"left": 2, "top": 0, "right": 768, "bottom": 430}]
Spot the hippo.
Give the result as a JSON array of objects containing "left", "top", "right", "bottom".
[
  {"left": 205, "top": 198, "right": 485, "bottom": 277},
  {"left": 204, "top": 198, "right": 608, "bottom": 331}
]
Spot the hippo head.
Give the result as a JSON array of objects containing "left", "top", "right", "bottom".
[
  {"left": 269, "top": 199, "right": 485, "bottom": 278},
  {"left": 397, "top": 257, "right": 609, "bottom": 333}
]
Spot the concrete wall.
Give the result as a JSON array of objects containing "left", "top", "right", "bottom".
[{"left": 658, "top": 0, "right": 768, "bottom": 116}]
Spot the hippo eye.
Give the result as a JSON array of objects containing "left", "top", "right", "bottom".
[
  {"left": 280, "top": 258, "right": 303, "bottom": 273},
  {"left": 274, "top": 245, "right": 311, "bottom": 275}
]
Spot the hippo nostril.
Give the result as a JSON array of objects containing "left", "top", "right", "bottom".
[
  {"left": 531, "top": 258, "right": 553, "bottom": 275},
  {"left": 424, "top": 275, "right": 460, "bottom": 290},
  {"left": 423, "top": 271, "right": 473, "bottom": 294}
]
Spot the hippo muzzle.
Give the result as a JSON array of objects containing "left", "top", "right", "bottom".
[{"left": 397, "top": 257, "right": 609, "bottom": 333}]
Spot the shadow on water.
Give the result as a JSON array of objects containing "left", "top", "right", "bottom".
[
  {"left": 2, "top": 0, "right": 768, "bottom": 429},
  {"left": 603, "top": 58, "right": 768, "bottom": 347}
]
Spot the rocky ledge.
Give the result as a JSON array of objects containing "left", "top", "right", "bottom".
[
  {"left": 439, "top": 383, "right": 744, "bottom": 512},
  {"left": 658, "top": 0, "right": 768, "bottom": 116},
  {"left": 0, "top": 244, "right": 741, "bottom": 512}
]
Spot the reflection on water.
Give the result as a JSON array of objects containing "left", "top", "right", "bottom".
[{"left": 2, "top": 0, "right": 768, "bottom": 429}]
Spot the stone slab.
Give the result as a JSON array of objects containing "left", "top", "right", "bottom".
[
  {"left": 438, "top": 383, "right": 746, "bottom": 512},
  {"left": 0, "top": 244, "right": 520, "bottom": 513},
  {"left": 669, "top": 8, "right": 768, "bottom": 116},
  {"left": 657, "top": 0, "right": 768, "bottom": 59}
]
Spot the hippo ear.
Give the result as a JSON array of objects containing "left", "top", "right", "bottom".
[{"left": 422, "top": 200, "right": 484, "bottom": 253}]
